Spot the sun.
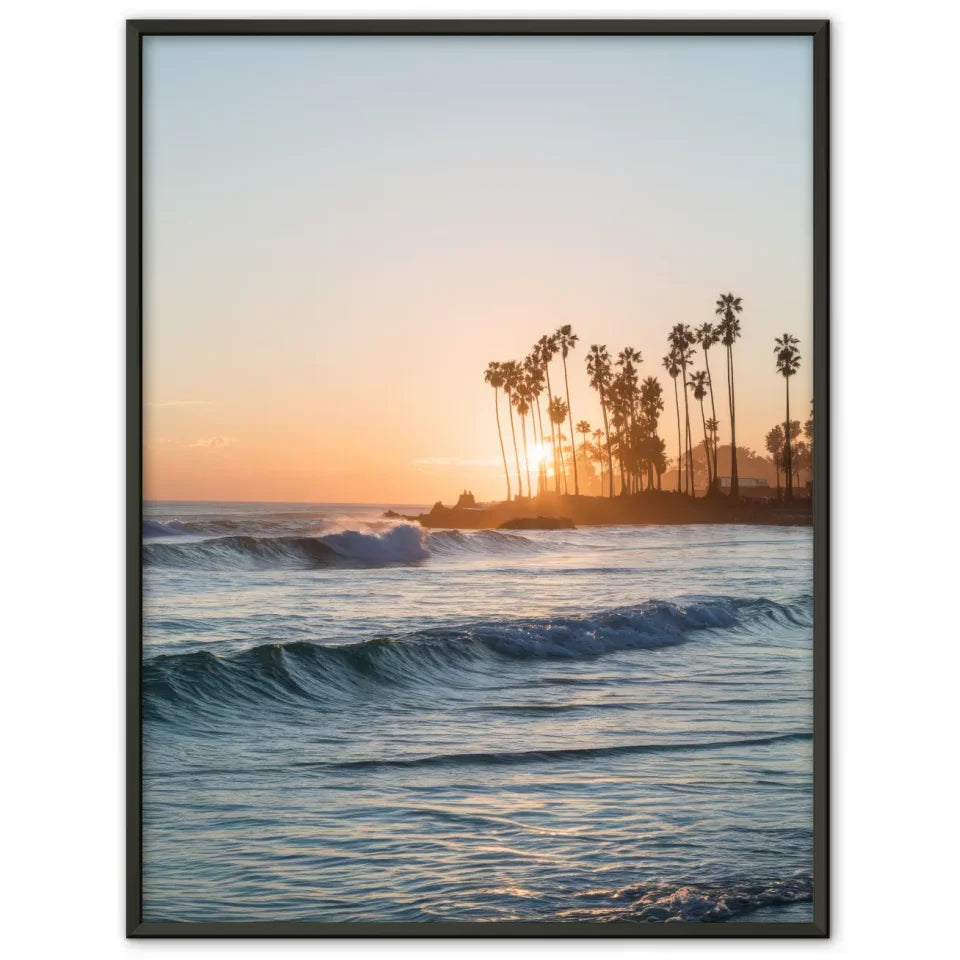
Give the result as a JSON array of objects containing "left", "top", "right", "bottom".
[{"left": 528, "top": 442, "right": 549, "bottom": 467}]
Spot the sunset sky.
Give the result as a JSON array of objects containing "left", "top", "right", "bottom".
[{"left": 143, "top": 34, "right": 814, "bottom": 504}]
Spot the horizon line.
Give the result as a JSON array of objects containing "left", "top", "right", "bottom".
[{"left": 144, "top": 498, "right": 434, "bottom": 507}]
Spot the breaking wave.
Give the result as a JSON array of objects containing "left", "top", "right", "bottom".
[
  {"left": 143, "top": 524, "right": 429, "bottom": 569},
  {"left": 143, "top": 596, "right": 812, "bottom": 718},
  {"left": 140, "top": 524, "right": 566, "bottom": 569}
]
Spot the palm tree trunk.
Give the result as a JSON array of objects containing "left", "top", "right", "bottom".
[
  {"left": 534, "top": 395, "right": 547, "bottom": 496},
  {"left": 680, "top": 362, "right": 693, "bottom": 495},
  {"left": 528, "top": 406, "right": 541, "bottom": 495},
  {"left": 528, "top": 406, "right": 540, "bottom": 496},
  {"left": 562, "top": 354, "right": 579, "bottom": 495},
  {"left": 493, "top": 388, "right": 510, "bottom": 502},
  {"left": 506, "top": 394, "right": 522, "bottom": 499},
  {"left": 784, "top": 377, "right": 792, "bottom": 503},
  {"left": 728, "top": 346, "right": 739, "bottom": 497},
  {"left": 699, "top": 398, "right": 711, "bottom": 494},
  {"left": 544, "top": 365, "right": 561, "bottom": 494},
  {"left": 617, "top": 437, "right": 626, "bottom": 495},
  {"left": 600, "top": 394, "right": 615, "bottom": 498},
  {"left": 704, "top": 347, "right": 719, "bottom": 484},
  {"left": 520, "top": 415, "right": 531, "bottom": 498},
  {"left": 672, "top": 377, "right": 682, "bottom": 493},
  {"left": 558, "top": 434, "right": 569, "bottom": 494}
]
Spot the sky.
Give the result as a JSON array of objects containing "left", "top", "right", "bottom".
[{"left": 143, "top": 34, "right": 814, "bottom": 504}]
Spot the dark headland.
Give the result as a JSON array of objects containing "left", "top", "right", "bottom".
[{"left": 388, "top": 489, "right": 812, "bottom": 530}]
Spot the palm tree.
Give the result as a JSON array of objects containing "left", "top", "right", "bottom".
[
  {"left": 616, "top": 347, "right": 641, "bottom": 492},
  {"left": 668, "top": 325, "right": 697, "bottom": 495},
  {"left": 766, "top": 424, "right": 785, "bottom": 499},
  {"left": 586, "top": 344, "right": 616, "bottom": 498},
  {"left": 538, "top": 334, "right": 562, "bottom": 494},
  {"left": 555, "top": 325, "right": 580, "bottom": 494},
  {"left": 662, "top": 353, "right": 683, "bottom": 493},
  {"left": 774, "top": 334, "right": 801, "bottom": 500},
  {"left": 575, "top": 420, "right": 592, "bottom": 491},
  {"left": 650, "top": 437, "right": 667, "bottom": 490},
  {"left": 524, "top": 352, "right": 548, "bottom": 494},
  {"left": 695, "top": 322, "right": 721, "bottom": 485},
  {"left": 501, "top": 360, "right": 524, "bottom": 499},
  {"left": 715, "top": 293, "right": 743, "bottom": 497},
  {"left": 548, "top": 396, "right": 569, "bottom": 493},
  {"left": 576, "top": 419, "right": 591, "bottom": 447},
  {"left": 512, "top": 380, "right": 533, "bottom": 498},
  {"left": 483, "top": 361, "right": 511, "bottom": 502},
  {"left": 688, "top": 370, "right": 712, "bottom": 493},
  {"left": 639, "top": 376, "right": 664, "bottom": 492},
  {"left": 706, "top": 417, "right": 719, "bottom": 480}
]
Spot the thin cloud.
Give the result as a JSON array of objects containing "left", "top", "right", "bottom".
[{"left": 189, "top": 437, "right": 237, "bottom": 449}]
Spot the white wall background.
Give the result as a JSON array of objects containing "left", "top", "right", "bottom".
[{"left": 1, "top": 1, "right": 957, "bottom": 957}]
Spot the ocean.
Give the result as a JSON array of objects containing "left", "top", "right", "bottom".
[{"left": 141, "top": 501, "right": 814, "bottom": 924}]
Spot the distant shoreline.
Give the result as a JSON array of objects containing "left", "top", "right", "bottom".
[{"left": 400, "top": 491, "right": 812, "bottom": 530}]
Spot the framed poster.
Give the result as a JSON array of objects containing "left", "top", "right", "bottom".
[{"left": 128, "top": 19, "right": 829, "bottom": 937}]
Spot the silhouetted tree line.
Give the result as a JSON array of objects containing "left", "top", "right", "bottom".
[{"left": 484, "top": 294, "right": 809, "bottom": 501}]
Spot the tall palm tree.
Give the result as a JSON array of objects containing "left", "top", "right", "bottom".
[
  {"left": 678, "top": 347, "right": 697, "bottom": 494},
  {"left": 512, "top": 381, "right": 533, "bottom": 499},
  {"left": 501, "top": 360, "right": 524, "bottom": 499},
  {"left": 576, "top": 420, "right": 592, "bottom": 490},
  {"left": 616, "top": 347, "right": 641, "bottom": 492},
  {"left": 668, "top": 324, "right": 697, "bottom": 495},
  {"left": 640, "top": 376, "right": 665, "bottom": 492},
  {"left": 555, "top": 325, "right": 580, "bottom": 494},
  {"left": 688, "top": 370, "right": 712, "bottom": 493},
  {"left": 715, "top": 293, "right": 743, "bottom": 497},
  {"left": 538, "top": 334, "right": 562, "bottom": 494},
  {"left": 706, "top": 417, "right": 719, "bottom": 481},
  {"left": 774, "top": 334, "right": 801, "bottom": 501},
  {"left": 524, "top": 352, "right": 548, "bottom": 495},
  {"left": 766, "top": 424, "right": 785, "bottom": 499},
  {"left": 548, "top": 395, "right": 569, "bottom": 493},
  {"left": 651, "top": 437, "right": 667, "bottom": 490},
  {"left": 586, "top": 344, "right": 616, "bottom": 498},
  {"left": 695, "top": 322, "right": 721, "bottom": 485},
  {"left": 483, "top": 361, "right": 511, "bottom": 502},
  {"left": 662, "top": 353, "right": 683, "bottom": 494}
]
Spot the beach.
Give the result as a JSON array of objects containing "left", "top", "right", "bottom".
[{"left": 142, "top": 501, "right": 814, "bottom": 923}]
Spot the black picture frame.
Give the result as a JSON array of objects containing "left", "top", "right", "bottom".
[{"left": 127, "top": 17, "right": 829, "bottom": 938}]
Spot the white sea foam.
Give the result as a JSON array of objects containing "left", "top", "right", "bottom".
[{"left": 320, "top": 524, "right": 429, "bottom": 564}]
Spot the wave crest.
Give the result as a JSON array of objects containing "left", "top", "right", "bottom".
[
  {"left": 427, "top": 529, "right": 540, "bottom": 555},
  {"left": 143, "top": 524, "right": 429, "bottom": 569},
  {"left": 142, "top": 524, "right": 559, "bottom": 569},
  {"left": 143, "top": 596, "right": 811, "bottom": 717}
]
